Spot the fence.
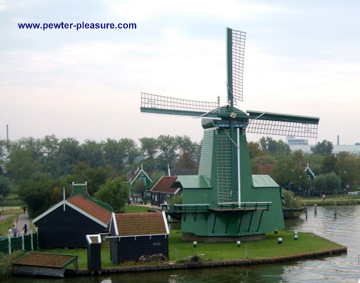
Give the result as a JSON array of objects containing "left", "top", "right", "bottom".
[{"left": 0, "top": 232, "right": 38, "bottom": 254}]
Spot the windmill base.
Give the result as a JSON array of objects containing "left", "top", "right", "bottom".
[{"left": 182, "top": 232, "right": 265, "bottom": 242}]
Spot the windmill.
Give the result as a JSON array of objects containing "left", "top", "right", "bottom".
[{"left": 141, "top": 28, "right": 319, "bottom": 241}]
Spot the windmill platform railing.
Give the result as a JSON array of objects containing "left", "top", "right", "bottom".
[{"left": 211, "top": 202, "right": 272, "bottom": 212}]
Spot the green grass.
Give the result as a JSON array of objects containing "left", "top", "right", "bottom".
[
  {"left": 41, "top": 229, "right": 343, "bottom": 270},
  {"left": 124, "top": 205, "right": 156, "bottom": 213},
  {"left": 300, "top": 195, "right": 360, "bottom": 206},
  {"left": 168, "top": 230, "right": 342, "bottom": 261},
  {"left": 0, "top": 208, "right": 22, "bottom": 237}
]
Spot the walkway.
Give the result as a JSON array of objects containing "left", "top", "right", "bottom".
[{"left": 14, "top": 211, "right": 30, "bottom": 236}]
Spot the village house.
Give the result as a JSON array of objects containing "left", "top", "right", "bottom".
[{"left": 32, "top": 182, "right": 113, "bottom": 248}]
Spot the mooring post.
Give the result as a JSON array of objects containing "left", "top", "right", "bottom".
[
  {"left": 314, "top": 204, "right": 317, "bottom": 215},
  {"left": 304, "top": 203, "right": 308, "bottom": 220},
  {"left": 334, "top": 202, "right": 337, "bottom": 217}
]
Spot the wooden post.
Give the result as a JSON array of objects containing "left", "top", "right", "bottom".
[
  {"left": 334, "top": 202, "right": 337, "bottom": 217},
  {"left": 8, "top": 237, "right": 11, "bottom": 254},
  {"left": 22, "top": 234, "right": 25, "bottom": 251},
  {"left": 314, "top": 204, "right": 317, "bottom": 215}
]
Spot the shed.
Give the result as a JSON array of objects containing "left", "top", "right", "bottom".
[
  {"left": 13, "top": 252, "right": 78, "bottom": 278},
  {"left": 32, "top": 182, "right": 113, "bottom": 248},
  {"left": 86, "top": 234, "right": 102, "bottom": 274},
  {"left": 150, "top": 176, "right": 181, "bottom": 206},
  {"left": 109, "top": 212, "right": 169, "bottom": 264}
]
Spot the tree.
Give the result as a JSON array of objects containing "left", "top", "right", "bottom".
[
  {"left": 118, "top": 138, "right": 139, "bottom": 166},
  {"left": 157, "top": 135, "right": 178, "bottom": 171},
  {"left": 139, "top": 137, "right": 158, "bottom": 160},
  {"left": 95, "top": 178, "right": 129, "bottom": 213},
  {"left": 321, "top": 154, "right": 337, "bottom": 174},
  {"left": 103, "top": 139, "right": 124, "bottom": 170},
  {"left": 18, "top": 173, "right": 68, "bottom": 218},
  {"left": 259, "top": 137, "right": 290, "bottom": 156},
  {"left": 72, "top": 162, "right": 117, "bottom": 196},
  {"left": 292, "top": 150, "right": 306, "bottom": 167},
  {"left": 313, "top": 173, "right": 341, "bottom": 195},
  {"left": 248, "top": 141, "right": 264, "bottom": 160},
  {"left": 311, "top": 140, "right": 333, "bottom": 155},
  {"left": 6, "top": 147, "right": 41, "bottom": 184},
  {"left": 273, "top": 156, "right": 308, "bottom": 191},
  {"left": 0, "top": 176, "right": 10, "bottom": 197},
  {"left": 335, "top": 152, "right": 358, "bottom": 190},
  {"left": 55, "top": 137, "right": 81, "bottom": 176},
  {"left": 79, "top": 140, "right": 105, "bottom": 168}
]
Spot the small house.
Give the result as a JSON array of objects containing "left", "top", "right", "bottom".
[
  {"left": 109, "top": 212, "right": 169, "bottom": 264},
  {"left": 150, "top": 176, "right": 181, "bottom": 207},
  {"left": 33, "top": 182, "right": 113, "bottom": 248},
  {"left": 128, "top": 165, "right": 152, "bottom": 203}
]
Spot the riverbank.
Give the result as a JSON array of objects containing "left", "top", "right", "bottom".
[
  {"left": 67, "top": 246, "right": 346, "bottom": 276},
  {"left": 300, "top": 195, "right": 360, "bottom": 206},
  {"left": 50, "top": 229, "right": 346, "bottom": 277}
]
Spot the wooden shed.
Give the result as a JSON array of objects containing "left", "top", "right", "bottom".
[
  {"left": 109, "top": 212, "right": 169, "bottom": 264},
  {"left": 13, "top": 252, "right": 78, "bottom": 278},
  {"left": 32, "top": 182, "right": 113, "bottom": 248}
]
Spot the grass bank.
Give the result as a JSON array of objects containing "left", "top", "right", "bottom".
[
  {"left": 41, "top": 229, "right": 344, "bottom": 270},
  {"left": 300, "top": 195, "right": 360, "bottom": 206}
]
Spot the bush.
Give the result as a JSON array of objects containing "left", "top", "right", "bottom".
[{"left": 0, "top": 250, "right": 26, "bottom": 278}]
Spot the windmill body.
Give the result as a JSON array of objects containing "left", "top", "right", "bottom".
[{"left": 141, "top": 28, "right": 319, "bottom": 240}]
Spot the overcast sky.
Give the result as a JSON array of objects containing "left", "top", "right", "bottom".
[{"left": 1, "top": 0, "right": 360, "bottom": 145}]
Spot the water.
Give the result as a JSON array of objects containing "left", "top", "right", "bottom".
[{"left": 6, "top": 205, "right": 360, "bottom": 282}]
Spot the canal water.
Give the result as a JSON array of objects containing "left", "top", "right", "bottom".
[{"left": 5, "top": 205, "right": 360, "bottom": 282}]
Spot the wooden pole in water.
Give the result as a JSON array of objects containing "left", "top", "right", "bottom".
[
  {"left": 314, "top": 204, "right": 317, "bottom": 215},
  {"left": 304, "top": 203, "right": 308, "bottom": 220},
  {"left": 334, "top": 202, "right": 337, "bottom": 217}
]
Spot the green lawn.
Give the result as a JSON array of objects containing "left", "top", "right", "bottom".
[
  {"left": 124, "top": 204, "right": 158, "bottom": 213},
  {"left": 41, "top": 229, "right": 344, "bottom": 270},
  {"left": 0, "top": 208, "right": 22, "bottom": 237},
  {"left": 168, "top": 229, "right": 342, "bottom": 261}
]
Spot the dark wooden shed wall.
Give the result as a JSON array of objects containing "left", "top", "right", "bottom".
[
  {"left": 35, "top": 205, "right": 108, "bottom": 248},
  {"left": 110, "top": 235, "right": 169, "bottom": 264}
]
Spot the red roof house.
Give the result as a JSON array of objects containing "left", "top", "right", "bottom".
[
  {"left": 150, "top": 176, "right": 181, "bottom": 207},
  {"left": 32, "top": 182, "right": 113, "bottom": 248}
]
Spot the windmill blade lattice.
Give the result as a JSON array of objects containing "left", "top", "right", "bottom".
[
  {"left": 246, "top": 111, "right": 319, "bottom": 138},
  {"left": 228, "top": 28, "right": 246, "bottom": 105},
  {"left": 141, "top": 92, "right": 219, "bottom": 117}
]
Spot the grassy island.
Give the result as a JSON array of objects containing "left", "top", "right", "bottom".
[{"left": 36, "top": 229, "right": 345, "bottom": 272}]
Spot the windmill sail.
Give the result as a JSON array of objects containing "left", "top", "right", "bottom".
[
  {"left": 246, "top": 110, "right": 319, "bottom": 138},
  {"left": 141, "top": 92, "right": 219, "bottom": 117},
  {"left": 227, "top": 28, "right": 246, "bottom": 106}
]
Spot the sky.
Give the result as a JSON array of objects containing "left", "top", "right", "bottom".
[{"left": 1, "top": 0, "right": 360, "bottom": 146}]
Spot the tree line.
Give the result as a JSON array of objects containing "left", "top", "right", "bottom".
[
  {"left": 0, "top": 135, "right": 200, "bottom": 217},
  {"left": 249, "top": 137, "right": 360, "bottom": 196},
  {"left": 0, "top": 135, "right": 359, "bottom": 218}
]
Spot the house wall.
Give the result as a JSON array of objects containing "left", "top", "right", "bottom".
[
  {"left": 111, "top": 235, "right": 169, "bottom": 264},
  {"left": 35, "top": 205, "right": 108, "bottom": 248},
  {"left": 151, "top": 192, "right": 174, "bottom": 207}
]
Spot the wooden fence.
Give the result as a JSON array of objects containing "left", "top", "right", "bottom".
[{"left": 0, "top": 232, "right": 38, "bottom": 254}]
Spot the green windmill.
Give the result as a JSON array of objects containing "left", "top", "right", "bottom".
[{"left": 141, "top": 28, "right": 319, "bottom": 241}]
